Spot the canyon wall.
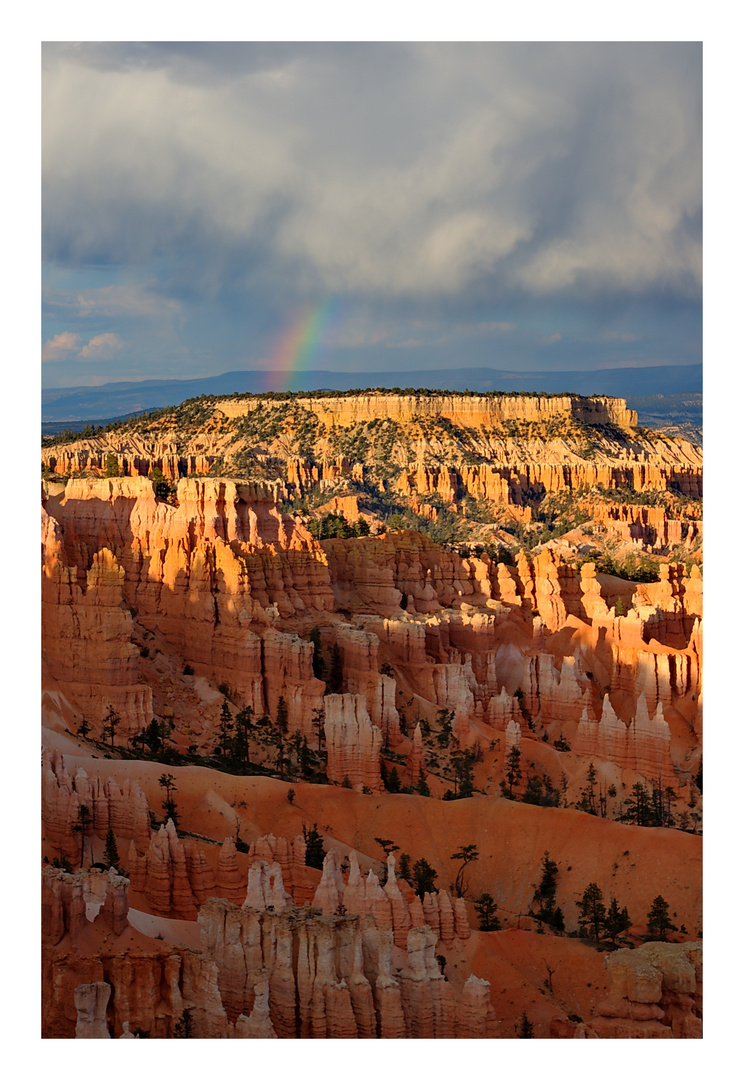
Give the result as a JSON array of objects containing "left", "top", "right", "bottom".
[{"left": 215, "top": 393, "right": 637, "bottom": 428}]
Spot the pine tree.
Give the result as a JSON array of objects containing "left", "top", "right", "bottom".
[
  {"left": 276, "top": 696, "right": 289, "bottom": 735},
  {"left": 309, "top": 627, "right": 326, "bottom": 680},
  {"left": 73, "top": 804, "right": 93, "bottom": 868},
  {"left": 103, "top": 828, "right": 120, "bottom": 870},
  {"left": 104, "top": 452, "right": 120, "bottom": 477},
  {"left": 624, "top": 781, "right": 653, "bottom": 826},
  {"left": 577, "top": 882, "right": 606, "bottom": 940},
  {"left": 451, "top": 844, "right": 479, "bottom": 898},
  {"left": 412, "top": 858, "right": 438, "bottom": 898},
  {"left": 604, "top": 897, "right": 632, "bottom": 943},
  {"left": 504, "top": 745, "right": 522, "bottom": 798},
  {"left": 533, "top": 851, "right": 559, "bottom": 924},
  {"left": 436, "top": 708, "right": 454, "bottom": 748},
  {"left": 217, "top": 700, "right": 233, "bottom": 756},
  {"left": 415, "top": 770, "right": 431, "bottom": 797},
  {"left": 77, "top": 717, "right": 91, "bottom": 739},
  {"left": 474, "top": 893, "right": 501, "bottom": 931},
  {"left": 143, "top": 717, "right": 167, "bottom": 754},
  {"left": 303, "top": 823, "right": 326, "bottom": 869},
  {"left": 374, "top": 838, "right": 400, "bottom": 858},
  {"left": 102, "top": 705, "right": 121, "bottom": 747},
  {"left": 577, "top": 762, "right": 598, "bottom": 815},
  {"left": 398, "top": 852, "right": 411, "bottom": 882},
  {"left": 328, "top": 644, "right": 343, "bottom": 693},
  {"left": 522, "top": 774, "right": 544, "bottom": 805},
  {"left": 312, "top": 706, "right": 325, "bottom": 753},
  {"left": 173, "top": 1009, "right": 194, "bottom": 1038},
  {"left": 386, "top": 765, "right": 401, "bottom": 793},
  {"left": 158, "top": 773, "right": 179, "bottom": 827},
  {"left": 233, "top": 706, "right": 253, "bottom": 765},
  {"left": 150, "top": 466, "right": 172, "bottom": 501},
  {"left": 647, "top": 895, "right": 675, "bottom": 940},
  {"left": 453, "top": 748, "right": 476, "bottom": 798}
]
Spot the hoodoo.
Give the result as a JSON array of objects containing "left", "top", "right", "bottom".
[{"left": 41, "top": 390, "right": 702, "bottom": 1038}]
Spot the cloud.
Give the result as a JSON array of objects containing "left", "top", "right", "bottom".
[
  {"left": 42, "top": 43, "right": 701, "bottom": 305},
  {"left": 77, "top": 333, "right": 126, "bottom": 361},
  {"left": 42, "top": 332, "right": 81, "bottom": 362},
  {"left": 542, "top": 333, "right": 562, "bottom": 345},
  {"left": 43, "top": 283, "right": 181, "bottom": 321},
  {"left": 478, "top": 322, "right": 515, "bottom": 334}
]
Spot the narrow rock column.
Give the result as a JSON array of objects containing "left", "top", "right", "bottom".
[{"left": 74, "top": 982, "right": 111, "bottom": 1039}]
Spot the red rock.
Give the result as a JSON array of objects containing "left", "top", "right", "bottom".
[
  {"left": 324, "top": 694, "right": 383, "bottom": 791},
  {"left": 243, "top": 860, "right": 291, "bottom": 912},
  {"left": 593, "top": 942, "right": 702, "bottom": 1038},
  {"left": 404, "top": 724, "right": 427, "bottom": 788},
  {"left": 184, "top": 843, "right": 218, "bottom": 905},
  {"left": 312, "top": 850, "right": 346, "bottom": 915},
  {"left": 216, "top": 836, "right": 245, "bottom": 903},
  {"left": 74, "top": 982, "right": 111, "bottom": 1038},
  {"left": 234, "top": 974, "right": 277, "bottom": 1038}
]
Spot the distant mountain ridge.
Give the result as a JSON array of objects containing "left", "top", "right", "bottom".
[{"left": 42, "top": 364, "right": 702, "bottom": 424}]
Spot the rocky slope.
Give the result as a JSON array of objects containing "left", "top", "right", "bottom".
[
  {"left": 41, "top": 391, "right": 703, "bottom": 1038},
  {"left": 41, "top": 390, "right": 701, "bottom": 558}
]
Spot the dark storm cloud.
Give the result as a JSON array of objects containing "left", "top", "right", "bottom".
[{"left": 41, "top": 42, "right": 701, "bottom": 383}]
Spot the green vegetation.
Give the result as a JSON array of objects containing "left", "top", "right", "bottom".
[
  {"left": 308, "top": 512, "right": 370, "bottom": 540},
  {"left": 577, "top": 882, "right": 606, "bottom": 940},
  {"left": 646, "top": 895, "right": 675, "bottom": 940},
  {"left": 73, "top": 804, "right": 92, "bottom": 869},
  {"left": 412, "top": 857, "right": 438, "bottom": 898},
  {"left": 518, "top": 1013, "right": 534, "bottom": 1038},
  {"left": 158, "top": 773, "right": 179, "bottom": 827},
  {"left": 102, "top": 705, "right": 121, "bottom": 747},
  {"left": 104, "top": 452, "right": 120, "bottom": 477},
  {"left": 501, "top": 745, "right": 522, "bottom": 799},
  {"left": 604, "top": 897, "right": 632, "bottom": 944},
  {"left": 474, "top": 893, "right": 501, "bottom": 931},
  {"left": 173, "top": 1009, "right": 194, "bottom": 1038},
  {"left": 451, "top": 844, "right": 479, "bottom": 898},
  {"left": 303, "top": 823, "right": 326, "bottom": 869},
  {"left": 595, "top": 552, "right": 660, "bottom": 583},
  {"left": 532, "top": 852, "right": 565, "bottom": 931},
  {"left": 103, "top": 829, "right": 121, "bottom": 872}
]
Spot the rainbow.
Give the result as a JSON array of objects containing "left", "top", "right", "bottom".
[{"left": 264, "top": 300, "right": 336, "bottom": 393}]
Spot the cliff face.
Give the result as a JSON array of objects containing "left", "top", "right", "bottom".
[
  {"left": 324, "top": 694, "right": 383, "bottom": 792},
  {"left": 42, "top": 748, "right": 151, "bottom": 856},
  {"left": 215, "top": 392, "right": 638, "bottom": 428},
  {"left": 41, "top": 475, "right": 702, "bottom": 786},
  {"left": 593, "top": 942, "right": 702, "bottom": 1038},
  {"left": 42, "top": 393, "right": 701, "bottom": 508},
  {"left": 197, "top": 897, "right": 492, "bottom": 1038},
  {"left": 42, "top": 477, "right": 331, "bottom": 734}
]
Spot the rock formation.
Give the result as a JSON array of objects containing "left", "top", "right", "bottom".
[
  {"left": 593, "top": 942, "right": 702, "bottom": 1038},
  {"left": 324, "top": 694, "right": 383, "bottom": 791},
  {"left": 234, "top": 975, "right": 278, "bottom": 1038},
  {"left": 196, "top": 897, "right": 490, "bottom": 1038},
  {"left": 42, "top": 749, "right": 152, "bottom": 857},
  {"left": 74, "top": 982, "right": 111, "bottom": 1038},
  {"left": 41, "top": 391, "right": 703, "bottom": 1040},
  {"left": 43, "top": 866, "right": 129, "bottom": 946},
  {"left": 127, "top": 820, "right": 199, "bottom": 919}
]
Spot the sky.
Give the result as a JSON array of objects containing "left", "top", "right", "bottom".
[{"left": 41, "top": 41, "right": 702, "bottom": 388}]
